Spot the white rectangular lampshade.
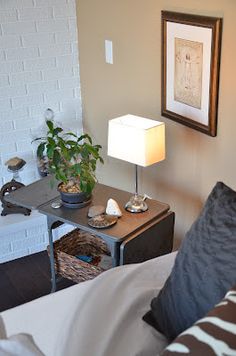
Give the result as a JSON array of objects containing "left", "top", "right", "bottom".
[{"left": 107, "top": 114, "right": 165, "bottom": 167}]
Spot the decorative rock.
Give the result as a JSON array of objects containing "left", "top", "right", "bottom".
[
  {"left": 5, "top": 157, "right": 26, "bottom": 171},
  {"left": 88, "top": 205, "right": 105, "bottom": 218},
  {"left": 106, "top": 198, "right": 122, "bottom": 217}
]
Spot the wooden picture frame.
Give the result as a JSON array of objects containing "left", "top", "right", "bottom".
[{"left": 161, "top": 11, "right": 222, "bottom": 136}]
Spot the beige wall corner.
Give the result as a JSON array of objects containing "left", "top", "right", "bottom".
[{"left": 76, "top": 0, "right": 236, "bottom": 248}]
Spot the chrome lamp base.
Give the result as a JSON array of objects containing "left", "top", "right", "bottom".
[{"left": 125, "top": 194, "right": 148, "bottom": 213}]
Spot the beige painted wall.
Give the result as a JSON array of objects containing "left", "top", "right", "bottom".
[{"left": 76, "top": 0, "right": 236, "bottom": 247}]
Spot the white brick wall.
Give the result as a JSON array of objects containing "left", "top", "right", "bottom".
[
  {"left": 0, "top": 208, "right": 75, "bottom": 263},
  {"left": 0, "top": 0, "right": 83, "bottom": 262},
  {"left": 0, "top": 0, "right": 82, "bottom": 186}
]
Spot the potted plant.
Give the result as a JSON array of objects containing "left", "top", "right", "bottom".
[{"left": 33, "top": 120, "right": 104, "bottom": 206}]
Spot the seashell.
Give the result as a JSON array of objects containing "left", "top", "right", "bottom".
[
  {"left": 88, "top": 214, "right": 118, "bottom": 229},
  {"left": 106, "top": 198, "right": 122, "bottom": 217}
]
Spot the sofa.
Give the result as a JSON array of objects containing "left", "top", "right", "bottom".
[{"left": 1, "top": 181, "right": 236, "bottom": 356}]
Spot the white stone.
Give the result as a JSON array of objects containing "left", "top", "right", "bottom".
[{"left": 106, "top": 198, "right": 122, "bottom": 217}]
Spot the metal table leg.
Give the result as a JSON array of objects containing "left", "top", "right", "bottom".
[
  {"left": 107, "top": 241, "right": 120, "bottom": 267},
  {"left": 47, "top": 216, "right": 57, "bottom": 293}
]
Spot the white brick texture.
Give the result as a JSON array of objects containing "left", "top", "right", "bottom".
[
  {"left": 6, "top": 47, "right": 39, "bottom": 61},
  {"left": 0, "top": 9, "right": 18, "bottom": 23},
  {"left": 0, "top": 209, "right": 75, "bottom": 263},
  {"left": 18, "top": 7, "right": 53, "bottom": 21},
  {"left": 0, "top": 61, "right": 24, "bottom": 74},
  {"left": 0, "top": 74, "right": 9, "bottom": 87},
  {"left": 22, "top": 33, "right": 55, "bottom": 47},
  {"left": 0, "top": 0, "right": 83, "bottom": 262},
  {"left": 2, "top": 21, "right": 37, "bottom": 35},
  {"left": 0, "top": 35, "right": 21, "bottom": 49}
]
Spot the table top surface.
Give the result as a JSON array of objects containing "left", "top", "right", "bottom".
[
  {"left": 5, "top": 176, "right": 59, "bottom": 210},
  {"left": 6, "top": 177, "right": 170, "bottom": 242}
]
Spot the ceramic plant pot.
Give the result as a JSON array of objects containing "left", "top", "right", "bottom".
[{"left": 58, "top": 183, "right": 91, "bottom": 208}]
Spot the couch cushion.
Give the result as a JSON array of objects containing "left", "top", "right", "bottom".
[
  {"left": 143, "top": 182, "right": 236, "bottom": 340},
  {"left": 161, "top": 285, "right": 236, "bottom": 355}
]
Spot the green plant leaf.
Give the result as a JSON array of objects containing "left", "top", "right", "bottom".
[
  {"left": 66, "top": 140, "right": 77, "bottom": 146},
  {"left": 34, "top": 121, "right": 103, "bottom": 191},
  {"left": 53, "top": 150, "right": 61, "bottom": 165},
  {"left": 94, "top": 144, "right": 102, "bottom": 149},
  {"left": 65, "top": 132, "right": 78, "bottom": 138},
  {"left": 77, "top": 134, "right": 92, "bottom": 144},
  {"left": 36, "top": 142, "right": 46, "bottom": 158},
  {"left": 32, "top": 137, "right": 46, "bottom": 143},
  {"left": 46, "top": 144, "right": 54, "bottom": 159},
  {"left": 61, "top": 145, "right": 70, "bottom": 161},
  {"left": 86, "top": 145, "right": 98, "bottom": 156},
  {"left": 53, "top": 127, "right": 63, "bottom": 135},
  {"left": 46, "top": 120, "right": 54, "bottom": 131},
  {"left": 48, "top": 137, "right": 55, "bottom": 147},
  {"left": 56, "top": 171, "right": 67, "bottom": 183},
  {"left": 73, "top": 163, "right": 81, "bottom": 174}
]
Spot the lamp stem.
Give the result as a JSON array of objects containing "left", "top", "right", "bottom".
[
  {"left": 125, "top": 164, "right": 148, "bottom": 212},
  {"left": 135, "top": 164, "right": 138, "bottom": 196}
]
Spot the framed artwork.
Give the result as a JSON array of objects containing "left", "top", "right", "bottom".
[{"left": 161, "top": 11, "right": 222, "bottom": 136}]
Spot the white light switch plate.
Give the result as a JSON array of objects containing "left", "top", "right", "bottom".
[{"left": 105, "top": 40, "right": 113, "bottom": 64}]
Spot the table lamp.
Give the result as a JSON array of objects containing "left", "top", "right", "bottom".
[{"left": 107, "top": 114, "right": 165, "bottom": 213}]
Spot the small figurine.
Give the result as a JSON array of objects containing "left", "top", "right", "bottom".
[{"left": 0, "top": 157, "right": 31, "bottom": 216}]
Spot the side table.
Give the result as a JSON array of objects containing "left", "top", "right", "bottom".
[{"left": 6, "top": 177, "right": 175, "bottom": 292}]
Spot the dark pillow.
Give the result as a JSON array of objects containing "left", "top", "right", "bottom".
[
  {"left": 161, "top": 285, "right": 236, "bottom": 355},
  {"left": 143, "top": 182, "right": 236, "bottom": 341}
]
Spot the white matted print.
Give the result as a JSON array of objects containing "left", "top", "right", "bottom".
[
  {"left": 174, "top": 38, "right": 203, "bottom": 109},
  {"left": 166, "top": 22, "right": 211, "bottom": 125},
  {"left": 161, "top": 11, "right": 222, "bottom": 136}
]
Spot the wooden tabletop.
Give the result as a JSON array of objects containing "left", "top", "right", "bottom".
[
  {"left": 5, "top": 176, "right": 58, "bottom": 210},
  {"left": 6, "top": 177, "right": 170, "bottom": 242}
]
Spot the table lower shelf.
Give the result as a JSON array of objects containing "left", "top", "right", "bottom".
[{"left": 48, "top": 228, "right": 112, "bottom": 283}]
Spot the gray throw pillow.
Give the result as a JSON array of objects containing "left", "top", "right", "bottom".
[{"left": 143, "top": 182, "right": 236, "bottom": 341}]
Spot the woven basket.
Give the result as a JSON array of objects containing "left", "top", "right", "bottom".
[{"left": 47, "top": 228, "right": 112, "bottom": 283}]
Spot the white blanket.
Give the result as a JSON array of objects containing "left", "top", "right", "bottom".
[{"left": 1, "top": 252, "right": 176, "bottom": 356}]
